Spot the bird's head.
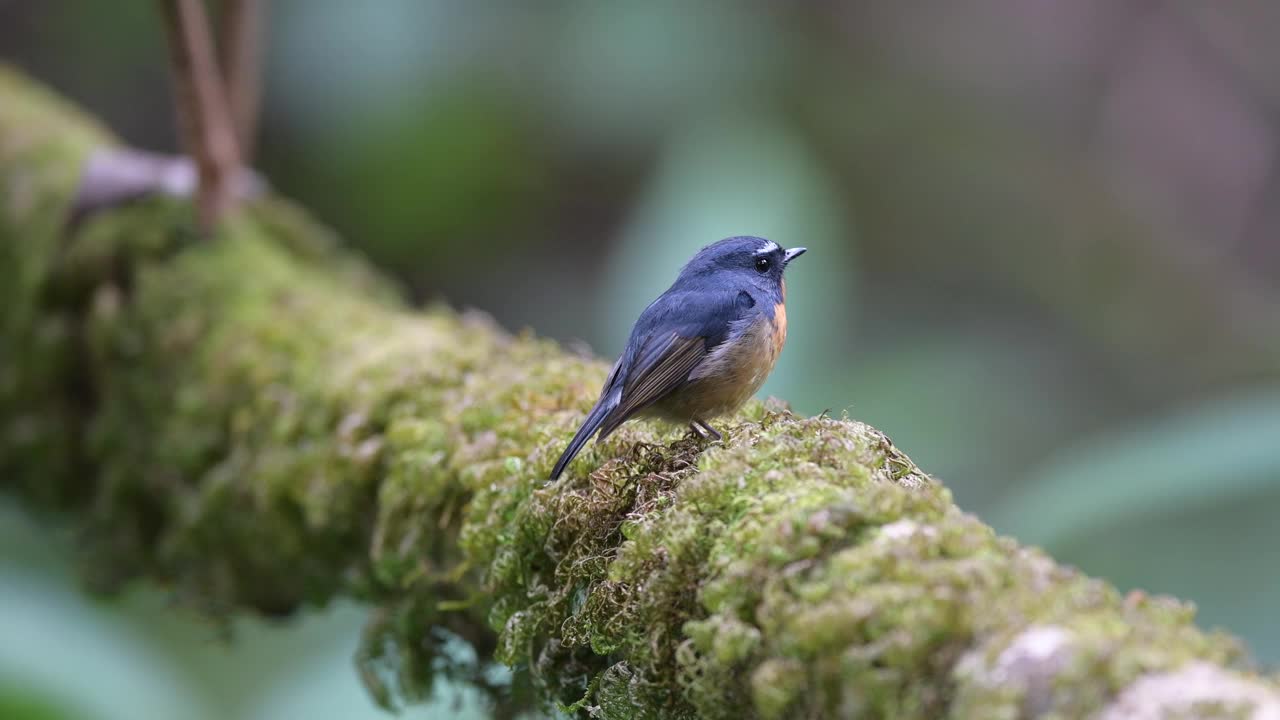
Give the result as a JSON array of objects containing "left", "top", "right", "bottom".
[{"left": 678, "top": 236, "right": 807, "bottom": 292}]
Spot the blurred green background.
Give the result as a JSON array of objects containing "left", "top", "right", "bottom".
[{"left": 3, "top": 1, "right": 1279, "bottom": 718}]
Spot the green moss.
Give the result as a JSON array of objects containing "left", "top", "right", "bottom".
[
  {"left": 0, "top": 65, "right": 114, "bottom": 507},
  {"left": 2, "top": 63, "right": 1276, "bottom": 719}
]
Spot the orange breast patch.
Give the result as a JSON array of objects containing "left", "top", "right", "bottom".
[{"left": 772, "top": 301, "right": 787, "bottom": 353}]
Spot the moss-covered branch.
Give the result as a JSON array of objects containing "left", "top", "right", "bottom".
[{"left": 2, "top": 65, "right": 1277, "bottom": 719}]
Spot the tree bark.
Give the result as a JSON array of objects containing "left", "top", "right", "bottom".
[{"left": 1, "top": 65, "right": 1277, "bottom": 719}]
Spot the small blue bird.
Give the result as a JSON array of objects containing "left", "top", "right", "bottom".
[{"left": 549, "top": 236, "right": 806, "bottom": 480}]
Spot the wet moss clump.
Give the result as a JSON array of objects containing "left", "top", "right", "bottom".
[{"left": 2, "top": 64, "right": 1276, "bottom": 719}]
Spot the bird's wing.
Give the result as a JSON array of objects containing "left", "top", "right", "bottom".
[
  {"left": 611, "top": 332, "right": 707, "bottom": 420},
  {"left": 595, "top": 288, "right": 749, "bottom": 439}
]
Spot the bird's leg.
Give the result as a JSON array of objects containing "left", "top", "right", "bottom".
[
  {"left": 692, "top": 419, "right": 723, "bottom": 442},
  {"left": 688, "top": 421, "right": 708, "bottom": 439}
]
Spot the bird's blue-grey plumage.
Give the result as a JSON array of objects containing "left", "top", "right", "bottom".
[{"left": 550, "top": 236, "right": 805, "bottom": 480}]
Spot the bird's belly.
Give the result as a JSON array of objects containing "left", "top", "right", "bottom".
[{"left": 654, "top": 309, "right": 785, "bottom": 421}]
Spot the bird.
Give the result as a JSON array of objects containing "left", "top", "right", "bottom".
[{"left": 549, "top": 236, "right": 806, "bottom": 480}]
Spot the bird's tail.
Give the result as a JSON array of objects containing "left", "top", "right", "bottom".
[{"left": 549, "top": 393, "right": 618, "bottom": 480}]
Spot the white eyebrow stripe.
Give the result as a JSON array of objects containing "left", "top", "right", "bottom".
[{"left": 754, "top": 241, "right": 780, "bottom": 255}]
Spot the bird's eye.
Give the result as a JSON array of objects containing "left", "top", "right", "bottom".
[{"left": 754, "top": 257, "right": 771, "bottom": 274}]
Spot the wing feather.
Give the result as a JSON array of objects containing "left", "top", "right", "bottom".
[
  {"left": 593, "top": 287, "right": 752, "bottom": 441},
  {"left": 596, "top": 332, "right": 707, "bottom": 439}
]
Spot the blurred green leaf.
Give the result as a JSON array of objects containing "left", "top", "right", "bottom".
[
  {"left": 993, "top": 388, "right": 1280, "bottom": 545},
  {"left": 550, "top": 0, "right": 776, "bottom": 148},
  {"left": 270, "top": 1, "right": 492, "bottom": 133},
  {"left": 1053, "top": 489, "right": 1280, "bottom": 663},
  {"left": 991, "top": 388, "right": 1280, "bottom": 661},
  {"left": 0, "top": 503, "right": 491, "bottom": 719},
  {"left": 844, "top": 326, "right": 1094, "bottom": 510},
  {"left": 0, "top": 568, "right": 217, "bottom": 720},
  {"left": 0, "top": 685, "right": 77, "bottom": 720},
  {"left": 325, "top": 86, "right": 547, "bottom": 269}
]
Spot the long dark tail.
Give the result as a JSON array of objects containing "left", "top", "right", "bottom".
[{"left": 549, "top": 394, "right": 618, "bottom": 480}]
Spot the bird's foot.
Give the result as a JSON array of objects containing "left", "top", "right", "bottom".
[{"left": 689, "top": 419, "right": 723, "bottom": 442}]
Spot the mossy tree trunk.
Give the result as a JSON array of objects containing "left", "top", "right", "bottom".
[{"left": 2, "top": 66, "right": 1277, "bottom": 719}]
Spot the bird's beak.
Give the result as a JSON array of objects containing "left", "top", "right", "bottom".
[{"left": 784, "top": 247, "right": 807, "bottom": 265}]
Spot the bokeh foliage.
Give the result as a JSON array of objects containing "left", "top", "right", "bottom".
[{"left": 2, "top": 1, "right": 1279, "bottom": 717}]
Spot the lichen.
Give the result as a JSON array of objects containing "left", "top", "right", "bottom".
[{"left": 1, "top": 63, "right": 1276, "bottom": 720}]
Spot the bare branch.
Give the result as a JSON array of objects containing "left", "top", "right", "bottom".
[
  {"left": 218, "top": 0, "right": 264, "bottom": 160},
  {"left": 157, "top": 0, "right": 241, "bottom": 230},
  {"left": 70, "top": 147, "right": 265, "bottom": 225}
]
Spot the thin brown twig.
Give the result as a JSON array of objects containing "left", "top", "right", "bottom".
[
  {"left": 218, "top": 0, "right": 264, "bottom": 161},
  {"left": 158, "top": 0, "right": 241, "bottom": 230}
]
